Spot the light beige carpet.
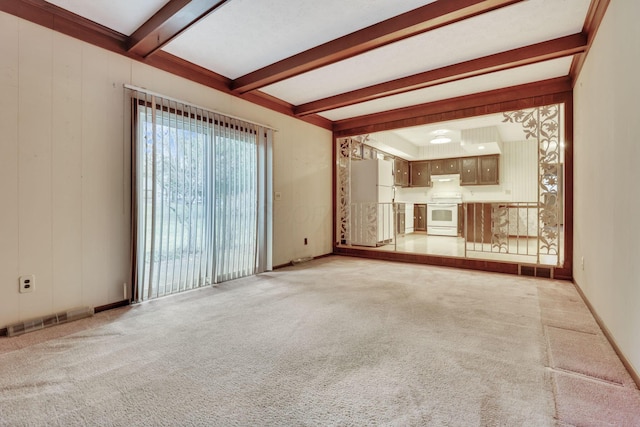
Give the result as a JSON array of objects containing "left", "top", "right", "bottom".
[{"left": 0, "top": 256, "right": 638, "bottom": 426}]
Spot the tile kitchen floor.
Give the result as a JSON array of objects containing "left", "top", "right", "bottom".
[{"left": 368, "top": 232, "right": 561, "bottom": 266}]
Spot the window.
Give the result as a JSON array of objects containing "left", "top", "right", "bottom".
[{"left": 129, "top": 89, "right": 272, "bottom": 301}]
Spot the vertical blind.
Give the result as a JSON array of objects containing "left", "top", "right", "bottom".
[{"left": 128, "top": 87, "right": 273, "bottom": 302}]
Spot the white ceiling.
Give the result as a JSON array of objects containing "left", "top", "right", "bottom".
[
  {"left": 367, "top": 111, "right": 539, "bottom": 160},
  {"left": 320, "top": 56, "right": 573, "bottom": 121},
  {"left": 261, "top": 0, "right": 589, "bottom": 107},
  {"left": 162, "top": 0, "right": 436, "bottom": 79},
  {"left": 45, "top": 0, "right": 170, "bottom": 35},
  {"left": 39, "top": 0, "right": 591, "bottom": 131}
]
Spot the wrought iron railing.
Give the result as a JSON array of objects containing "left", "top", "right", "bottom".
[{"left": 338, "top": 201, "right": 561, "bottom": 266}]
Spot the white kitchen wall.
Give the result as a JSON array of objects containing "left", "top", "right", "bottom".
[
  {"left": 502, "top": 139, "right": 538, "bottom": 202},
  {"left": 573, "top": 0, "right": 640, "bottom": 378},
  {"left": 0, "top": 13, "right": 332, "bottom": 328}
]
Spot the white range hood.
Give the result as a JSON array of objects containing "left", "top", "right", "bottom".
[{"left": 431, "top": 174, "right": 460, "bottom": 183}]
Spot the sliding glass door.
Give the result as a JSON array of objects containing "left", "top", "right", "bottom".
[{"left": 130, "top": 89, "right": 272, "bottom": 302}]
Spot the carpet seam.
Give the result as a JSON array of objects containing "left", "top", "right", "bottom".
[
  {"left": 548, "top": 366, "right": 626, "bottom": 387},
  {"left": 544, "top": 324, "right": 598, "bottom": 336}
]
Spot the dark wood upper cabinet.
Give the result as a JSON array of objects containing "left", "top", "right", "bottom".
[
  {"left": 394, "top": 158, "right": 409, "bottom": 187},
  {"left": 459, "top": 155, "right": 499, "bottom": 185},
  {"left": 432, "top": 158, "right": 460, "bottom": 175},
  {"left": 460, "top": 157, "right": 478, "bottom": 185},
  {"left": 408, "top": 154, "right": 499, "bottom": 187},
  {"left": 478, "top": 155, "right": 499, "bottom": 185},
  {"left": 410, "top": 161, "right": 430, "bottom": 187}
]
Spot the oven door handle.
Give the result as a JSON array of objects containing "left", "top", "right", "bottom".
[{"left": 429, "top": 204, "right": 458, "bottom": 208}]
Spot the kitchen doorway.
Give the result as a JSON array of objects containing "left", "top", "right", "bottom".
[{"left": 335, "top": 103, "right": 567, "bottom": 272}]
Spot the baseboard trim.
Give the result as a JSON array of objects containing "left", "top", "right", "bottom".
[
  {"left": 572, "top": 280, "right": 640, "bottom": 390},
  {"left": 94, "top": 300, "right": 130, "bottom": 313},
  {"left": 273, "top": 253, "right": 333, "bottom": 270}
]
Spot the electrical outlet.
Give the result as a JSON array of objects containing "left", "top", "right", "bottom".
[
  {"left": 19, "top": 275, "right": 35, "bottom": 293},
  {"left": 304, "top": 238, "right": 308, "bottom": 245},
  {"left": 581, "top": 256, "right": 585, "bottom": 270}
]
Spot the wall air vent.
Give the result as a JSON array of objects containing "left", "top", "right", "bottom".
[
  {"left": 519, "top": 265, "right": 554, "bottom": 279},
  {"left": 5, "top": 306, "right": 94, "bottom": 337}
]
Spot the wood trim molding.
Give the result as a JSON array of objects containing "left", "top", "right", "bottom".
[
  {"left": 333, "top": 247, "right": 521, "bottom": 276},
  {"left": 128, "top": 0, "right": 230, "bottom": 57},
  {"left": 146, "top": 52, "right": 334, "bottom": 129},
  {"left": 561, "top": 96, "right": 574, "bottom": 279},
  {"left": 296, "top": 33, "right": 587, "bottom": 116},
  {"left": 0, "top": 0, "right": 127, "bottom": 51},
  {"left": 94, "top": 300, "right": 130, "bottom": 313},
  {"left": 569, "top": 0, "right": 611, "bottom": 84},
  {"left": 0, "top": 0, "right": 333, "bottom": 131},
  {"left": 231, "top": 0, "right": 524, "bottom": 94},
  {"left": 333, "top": 77, "right": 572, "bottom": 135},
  {"left": 333, "top": 89, "right": 574, "bottom": 282},
  {"left": 572, "top": 280, "right": 640, "bottom": 389}
]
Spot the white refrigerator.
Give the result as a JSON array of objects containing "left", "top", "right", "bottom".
[{"left": 350, "top": 159, "right": 395, "bottom": 246}]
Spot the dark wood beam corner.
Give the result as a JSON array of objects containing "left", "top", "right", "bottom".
[
  {"left": 230, "top": 0, "right": 525, "bottom": 94},
  {"left": 332, "top": 76, "right": 573, "bottom": 135},
  {"left": 128, "top": 0, "right": 230, "bottom": 58},
  {"left": 0, "top": 0, "right": 128, "bottom": 52},
  {"left": 569, "top": 0, "right": 611, "bottom": 84},
  {"left": 295, "top": 33, "right": 587, "bottom": 117}
]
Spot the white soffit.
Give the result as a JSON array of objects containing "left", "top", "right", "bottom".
[
  {"left": 390, "top": 113, "right": 527, "bottom": 145},
  {"left": 319, "top": 56, "right": 573, "bottom": 121},
  {"left": 44, "top": 0, "right": 170, "bottom": 35},
  {"left": 163, "top": 0, "right": 435, "bottom": 79},
  {"left": 262, "top": 0, "right": 591, "bottom": 105}
]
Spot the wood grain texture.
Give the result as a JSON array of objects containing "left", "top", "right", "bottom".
[
  {"left": 128, "top": 0, "right": 230, "bottom": 57},
  {"left": 231, "top": 0, "right": 524, "bottom": 93},
  {"left": 333, "top": 90, "right": 574, "bottom": 277},
  {"left": 296, "top": 33, "right": 587, "bottom": 116},
  {"left": 0, "top": 11, "right": 21, "bottom": 327},
  {"left": 0, "top": 0, "right": 332, "bottom": 130},
  {"left": 570, "top": 0, "right": 612, "bottom": 84},
  {"left": 333, "top": 78, "right": 572, "bottom": 135}
]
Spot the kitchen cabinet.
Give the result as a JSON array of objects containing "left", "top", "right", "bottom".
[
  {"left": 478, "top": 155, "right": 499, "bottom": 185},
  {"left": 465, "top": 203, "right": 493, "bottom": 243},
  {"left": 410, "top": 161, "right": 430, "bottom": 187},
  {"left": 431, "top": 158, "right": 460, "bottom": 175},
  {"left": 414, "top": 204, "right": 426, "bottom": 231},
  {"left": 394, "top": 158, "right": 409, "bottom": 187},
  {"left": 409, "top": 155, "right": 499, "bottom": 186},
  {"left": 459, "top": 155, "right": 499, "bottom": 185},
  {"left": 460, "top": 157, "right": 478, "bottom": 185}
]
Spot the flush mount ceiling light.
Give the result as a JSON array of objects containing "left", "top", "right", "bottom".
[
  {"left": 430, "top": 135, "right": 451, "bottom": 144},
  {"left": 430, "top": 130, "right": 451, "bottom": 144}
]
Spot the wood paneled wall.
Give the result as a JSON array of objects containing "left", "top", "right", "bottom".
[{"left": 0, "top": 13, "right": 333, "bottom": 328}]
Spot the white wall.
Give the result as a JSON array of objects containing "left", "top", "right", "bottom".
[
  {"left": 573, "top": 1, "right": 640, "bottom": 376},
  {"left": 0, "top": 13, "right": 332, "bottom": 328}
]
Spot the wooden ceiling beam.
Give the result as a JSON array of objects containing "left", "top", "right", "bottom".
[
  {"left": 296, "top": 33, "right": 587, "bottom": 117},
  {"left": 128, "top": 0, "right": 230, "bottom": 57},
  {"left": 230, "top": 0, "right": 525, "bottom": 94},
  {"left": 0, "top": 0, "right": 332, "bottom": 130},
  {"left": 0, "top": 0, "right": 128, "bottom": 51},
  {"left": 333, "top": 76, "right": 573, "bottom": 135},
  {"left": 569, "top": 0, "right": 611, "bottom": 84}
]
